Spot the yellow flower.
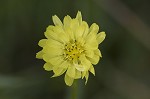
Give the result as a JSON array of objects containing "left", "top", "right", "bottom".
[{"left": 36, "top": 11, "right": 106, "bottom": 86}]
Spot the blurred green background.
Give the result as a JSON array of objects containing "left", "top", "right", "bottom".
[{"left": 0, "top": 0, "right": 150, "bottom": 99}]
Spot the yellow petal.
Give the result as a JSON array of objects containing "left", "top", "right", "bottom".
[
  {"left": 66, "top": 66, "right": 76, "bottom": 78},
  {"left": 52, "top": 15, "right": 63, "bottom": 26},
  {"left": 94, "top": 49, "right": 102, "bottom": 57},
  {"left": 59, "top": 60, "right": 70, "bottom": 69},
  {"left": 63, "top": 15, "right": 72, "bottom": 29},
  {"left": 75, "top": 69, "right": 81, "bottom": 79},
  {"left": 53, "top": 66, "right": 65, "bottom": 76},
  {"left": 82, "top": 71, "right": 86, "bottom": 79},
  {"left": 42, "top": 45, "right": 63, "bottom": 57},
  {"left": 46, "top": 25, "right": 55, "bottom": 31},
  {"left": 52, "top": 61, "right": 69, "bottom": 77},
  {"left": 75, "top": 24, "right": 85, "bottom": 39},
  {"left": 53, "top": 26, "right": 69, "bottom": 43},
  {"left": 76, "top": 37, "right": 85, "bottom": 46},
  {"left": 79, "top": 55, "right": 91, "bottom": 71},
  {"left": 36, "top": 51, "right": 44, "bottom": 59},
  {"left": 81, "top": 21, "right": 89, "bottom": 38},
  {"left": 74, "top": 64, "right": 85, "bottom": 71},
  {"left": 97, "top": 31, "right": 106, "bottom": 44},
  {"left": 65, "top": 74, "right": 74, "bottom": 86},
  {"left": 84, "top": 33, "right": 98, "bottom": 50},
  {"left": 42, "top": 54, "right": 52, "bottom": 62},
  {"left": 76, "top": 11, "right": 82, "bottom": 24},
  {"left": 43, "top": 55, "right": 63, "bottom": 65},
  {"left": 43, "top": 63, "right": 53, "bottom": 71},
  {"left": 87, "top": 54, "right": 100, "bottom": 65},
  {"left": 44, "top": 29, "right": 59, "bottom": 41},
  {"left": 48, "top": 56, "right": 64, "bottom": 66},
  {"left": 45, "top": 28, "right": 66, "bottom": 43},
  {"left": 89, "top": 65, "right": 95, "bottom": 76},
  {"left": 65, "top": 28, "right": 75, "bottom": 41},
  {"left": 44, "top": 26, "right": 55, "bottom": 39},
  {"left": 38, "top": 39, "right": 47, "bottom": 47},
  {"left": 85, "top": 71, "right": 89, "bottom": 84},
  {"left": 84, "top": 41, "right": 98, "bottom": 50},
  {"left": 45, "top": 25, "right": 69, "bottom": 43},
  {"left": 70, "top": 19, "right": 79, "bottom": 36},
  {"left": 52, "top": 70, "right": 66, "bottom": 78},
  {"left": 85, "top": 50, "right": 94, "bottom": 58},
  {"left": 46, "top": 38, "right": 63, "bottom": 49},
  {"left": 89, "top": 23, "right": 99, "bottom": 34},
  {"left": 73, "top": 58, "right": 85, "bottom": 71}
]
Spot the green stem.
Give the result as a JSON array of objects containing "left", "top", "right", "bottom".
[{"left": 71, "top": 80, "right": 78, "bottom": 99}]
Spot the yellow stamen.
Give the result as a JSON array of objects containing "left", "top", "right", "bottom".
[{"left": 64, "top": 40, "right": 84, "bottom": 61}]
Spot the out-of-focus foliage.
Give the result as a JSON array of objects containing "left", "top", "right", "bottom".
[{"left": 0, "top": 0, "right": 150, "bottom": 99}]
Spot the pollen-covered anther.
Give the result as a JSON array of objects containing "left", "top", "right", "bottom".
[{"left": 64, "top": 41, "right": 84, "bottom": 61}]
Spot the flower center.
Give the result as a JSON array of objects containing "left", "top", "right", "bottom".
[{"left": 63, "top": 40, "right": 84, "bottom": 61}]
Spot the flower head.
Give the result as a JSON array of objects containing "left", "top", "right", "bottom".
[{"left": 36, "top": 11, "right": 106, "bottom": 86}]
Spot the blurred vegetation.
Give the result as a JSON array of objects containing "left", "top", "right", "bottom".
[{"left": 0, "top": 0, "right": 150, "bottom": 99}]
